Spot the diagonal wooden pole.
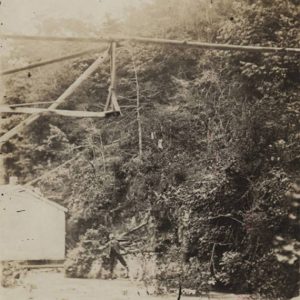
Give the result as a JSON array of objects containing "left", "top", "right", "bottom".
[
  {"left": 0, "top": 46, "right": 110, "bottom": 144},
  {"left": 1, "top": 47, "right": 105, "bottom": 76}
]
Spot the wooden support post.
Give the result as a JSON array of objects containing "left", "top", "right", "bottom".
[
  {"left": 0, "top": 47, "right": 110, "bottom": 144},
  {"left": 105, "top": 42, "right": 121, "bottom": 114}
]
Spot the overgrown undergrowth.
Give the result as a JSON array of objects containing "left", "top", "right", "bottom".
[{"left": 1, "top": 0, "right": 299, "bottom": 298}]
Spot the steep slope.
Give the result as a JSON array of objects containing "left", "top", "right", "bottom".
[{"left": 1, "top": 0, "right": 299, "bottom": 298}]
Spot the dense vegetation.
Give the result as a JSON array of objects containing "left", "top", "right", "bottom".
[{"left": 1, "top": 0, "right": 299, "bottom": 298}]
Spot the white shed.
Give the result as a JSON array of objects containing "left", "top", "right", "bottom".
[{"left": 0, "top": 184, "right": 67, "bottom": 261}]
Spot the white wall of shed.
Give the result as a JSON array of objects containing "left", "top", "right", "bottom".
[{"left": 0, "top": 193, "right": 66, "bottom": 261}]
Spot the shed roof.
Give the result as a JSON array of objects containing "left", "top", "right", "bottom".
[{"left": 0, "top": 184, "right": 67, "bottom": 212}]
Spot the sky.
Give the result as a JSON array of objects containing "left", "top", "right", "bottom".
[{"left": 0, "top": 0, "right": 149, "bottom": 34}]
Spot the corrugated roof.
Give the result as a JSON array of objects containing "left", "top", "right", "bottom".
[{"left": 0, "top": 185, "right": 68, "bottom": 212}]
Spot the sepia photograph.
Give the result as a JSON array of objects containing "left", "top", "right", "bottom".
[{"left": 0, "top": 0, "right": 299, "bottom": 299}]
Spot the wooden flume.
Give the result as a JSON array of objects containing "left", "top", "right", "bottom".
[
  {"left": 2, "top": 33, "right": 300, "bottom": 53},
  {"left": 1, "top": 32, "right": 299, "bottom": 144}
]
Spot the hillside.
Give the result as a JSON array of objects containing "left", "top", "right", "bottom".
[{"left": 1, "top": 0, "right": 300, "bottom": 299}]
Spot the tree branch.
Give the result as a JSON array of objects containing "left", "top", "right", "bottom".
[{"left": 128, "top": 46, "right": 143, "bottom": 158}]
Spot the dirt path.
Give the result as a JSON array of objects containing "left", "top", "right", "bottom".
[{"left": 0, "top": 270, "right": 250, "bottom": 300}]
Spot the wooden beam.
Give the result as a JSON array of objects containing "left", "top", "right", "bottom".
[
  {"left": 1, "top": 34, "right": 300, "bottom": 54},
  {"left": 0, "top": 34, "right": 110, "bottom": 43},
  {"left": 25, "top": 152, "right": 120, "bottom": 186},
  {"left": 0, "top": 47, "right": 110, "bottom": 144},
  {"left": 104, "top": 44, "right": 113, "bottom": 111},
  {"left": 1, "top": 47, "right": 106, "bottom": 76},
  {"left": 25, "top": 151, "right": 85, "bottom": 186},
  {"left": 19, "top": 264, "right": 64, "bottom": 269},
  {"left": 0, "top": 105, "right": 112, "bottom": 118},
  {"left": 8, "top": 101, "right": 56, "bottom": 107},
  {"left": 110, "top": 42, "right": 121, "bottom": 112}
]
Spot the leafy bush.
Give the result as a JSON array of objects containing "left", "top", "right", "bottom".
[{"left": 65, "top": 226, "right": 110, "bottom": 278}]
